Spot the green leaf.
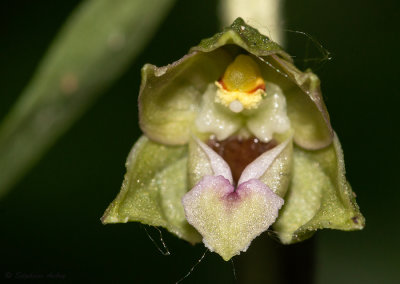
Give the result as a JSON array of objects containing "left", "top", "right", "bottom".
[
  {"left": 273, "top": 134, "right": 365, "bottom": 244},
  {"left": 0, "top": 0, "right": 176, "bottom": 197},
  {"left": 101, "top": 136, "right": 201, "bottom": 244}
]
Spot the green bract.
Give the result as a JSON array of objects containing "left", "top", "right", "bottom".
[{"left": 102, "top": 18, "right": 364, "bottom": 260}]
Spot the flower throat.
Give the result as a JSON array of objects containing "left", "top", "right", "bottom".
[{"left": 207, "top": 136, "right": 277, "bottom": 185}]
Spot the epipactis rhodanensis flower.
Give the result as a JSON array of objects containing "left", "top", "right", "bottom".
[{"left": 102, "top": 18, "right": 364, "bottom": 261}]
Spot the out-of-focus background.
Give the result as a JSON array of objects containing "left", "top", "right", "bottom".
[{"left": 1, "top": 0, "right": 399, "bottom": 283}]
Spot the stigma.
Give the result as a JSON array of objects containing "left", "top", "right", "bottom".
[{"left": 215, "top": 54, "right": 266, "bottom": 112}]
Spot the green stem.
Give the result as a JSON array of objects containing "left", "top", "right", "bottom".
[
  {"left": 219, "top": 0, "right": 284, "bottom": 46},
  {"left": 234, "top": 234, "right": 315, "bottom": 283},
  {"left": 218, "top": 2, "right": 315, "bottom": 283}
]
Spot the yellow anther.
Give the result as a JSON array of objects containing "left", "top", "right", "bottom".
[
  {"left": 215, "top": 55, "right": 266, "bottom": 112},
  {"left": 222, "top": 54, "right": 265, "bottom": 92}
]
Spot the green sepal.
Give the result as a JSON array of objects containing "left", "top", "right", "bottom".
[
  {"left": 192, "top": 18, "right": 291, "bottom": 60},
  {"left": 101, "top": 136, "right": 201, "bottom": 244},
  {"left": 139, "top": 17, "right": 333, "bottom": 149},
  {"left": 192, "top": 18, "right": 333, "bottom": 149},
  {"left": 273, "top": 134, "right": 365, "bottom": 244}
]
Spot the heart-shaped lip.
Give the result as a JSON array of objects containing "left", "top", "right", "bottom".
[
  {"left": 182, "top": 137, "right": 289, "bottom": 260},
  {"left": 182, "top": 175, "right": 284, "bottom": 260}
]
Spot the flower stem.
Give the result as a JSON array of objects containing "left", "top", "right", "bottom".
[
  {"left": 219, "top": 0, "right": 284, "bottom": 45},
  {"left": 235, "top": 234, "right": 315, "bottom": 283}
]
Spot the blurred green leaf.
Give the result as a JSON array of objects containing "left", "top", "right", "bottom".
[{"left": 0, "top": 0, "right": 176, "bottom": 197}]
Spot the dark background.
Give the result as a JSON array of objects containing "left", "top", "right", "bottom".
[{"left": 1, "top": 0, "right": 399, "bottom": 283}]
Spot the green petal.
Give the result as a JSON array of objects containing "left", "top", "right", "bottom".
[
  {"left": 188, "top": 135, "right": 233, "bottom": 188},
  {"left": 139, "top": 18, "right": 332, "bottom": 148},
  {"left": 101, "top": 136, "right": 201, "bottom": 243},
  {"left": 273, "top": 134, "right": 365, "bottom": 244},
  {"left": 258, "top": 138, "right": 293, "bottom": 198},
  {"left": 246, "top": 81, "right": 291, "bottom": 143},
  {"left": 139, "top": 50, "right": 233, "bottom": 145},
  {"left": 192, "top": 18, "right": 333, "bottom": 149},
  {"left": 187, "top": 137, "right": 214, "bottom": 189},
  {"left": 195, "top": 84, "right": 242, "bottom": 141},
  {"left": 269, "top": 59, "right": 333, "bottom": 149}
]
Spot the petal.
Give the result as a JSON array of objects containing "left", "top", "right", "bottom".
[
  {"left": 273, "top": 133, "right": 365, "bottom": 244},
  {"left": 267, "top": 57, "right": 333, "bottom": 149},
  {"left": 101, "top": 136, "right": 201, "bottom": 244},
  {"left": 182, "top": 176, "right": 284, "bottom": 261},
  {"left": 258, "top": 138, "right": 293, "bottom": 197},
  {"left": 238, "top": 138, "right": 291, "bottom": 188},
  {"left": 188, "top": 136, "right": 233, "bottom": 186},
  {"left": 195, "top": 84, "right": 242, "bottom": 140},
  {"left": 139, "top": 50, "right": 233, "bottom": 145},
  {"left": 191, "top": 18, "right": 333, "bottom": 150},
  {"left": 141, "top": 18, "right": 333, "bottom": 148},
  {"left": 245, "top": 82, "right": 291, "bottom": 142}
]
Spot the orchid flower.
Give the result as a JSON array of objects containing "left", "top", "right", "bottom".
[{"left": 101, "top": 18, "right": 364, "bottom": 261}]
